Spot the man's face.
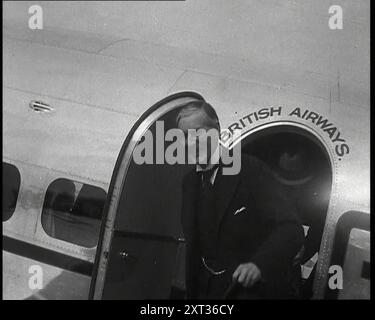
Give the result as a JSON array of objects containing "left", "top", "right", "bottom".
[{"left": 177, "top": 110, "right": 220, "bottom": 167}]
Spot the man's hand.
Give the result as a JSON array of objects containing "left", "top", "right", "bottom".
[{"left": 232, "top": 262, "right": 262, "bottom": 288}]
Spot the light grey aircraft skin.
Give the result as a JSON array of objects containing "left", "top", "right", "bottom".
[{"left": 3, "top": 1, "right": 369, "bottom": 300}]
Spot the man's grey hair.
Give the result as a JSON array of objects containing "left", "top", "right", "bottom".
[{"left": 175, "top": 100, "right": 220, "bottom": 132}]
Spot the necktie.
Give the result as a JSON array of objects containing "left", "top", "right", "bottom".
[
  {"left": 197, "top": 166, "right": 218, "bottom": 260},
  {"left": 200, "top": 165, "right": 219, "bottom": 190}
]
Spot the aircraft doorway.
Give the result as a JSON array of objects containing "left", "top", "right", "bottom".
[
  {"left": 90, "top": 94, "right": 333, "bottom": 300},
  {"left": 240, "top": 125, "right": 332, "bottom": 299}
]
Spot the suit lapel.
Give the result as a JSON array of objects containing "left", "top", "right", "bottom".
[
  {"left": 214, "top": 165, "right": 241, "bottom": 229},
  {"left": 183, "top": 164, "right": 241, "bottom": 238}
]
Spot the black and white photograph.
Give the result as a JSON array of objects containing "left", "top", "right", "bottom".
[{"left": 2, "top": 0, "right": 370, "bottom": 303}]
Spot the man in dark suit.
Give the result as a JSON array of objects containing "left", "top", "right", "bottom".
[{"left": 177, "top": 100, "right": 305, "bottom": 299}]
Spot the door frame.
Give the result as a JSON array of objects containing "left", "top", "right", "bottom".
[{"left": 225, "top": 120, "right": 339, "bottom": 299}]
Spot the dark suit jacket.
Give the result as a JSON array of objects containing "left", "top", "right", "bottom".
[{"left": 181, "top": 155, "right": 305, "bottom": 299}]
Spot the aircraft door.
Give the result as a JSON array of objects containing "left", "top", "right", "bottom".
[{"left": 90, "top": 92, "right": 204, "bottom": 299}]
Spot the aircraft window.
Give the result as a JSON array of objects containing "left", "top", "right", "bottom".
[
  {"left": 41, "top": 178, "right": 107, "bottom": 248},
  {"left": 3, "top": 162, "right": 21, "bottom": 222},
  {"left": 326, "top": 211, "right": 370, "bottom": 299}
]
